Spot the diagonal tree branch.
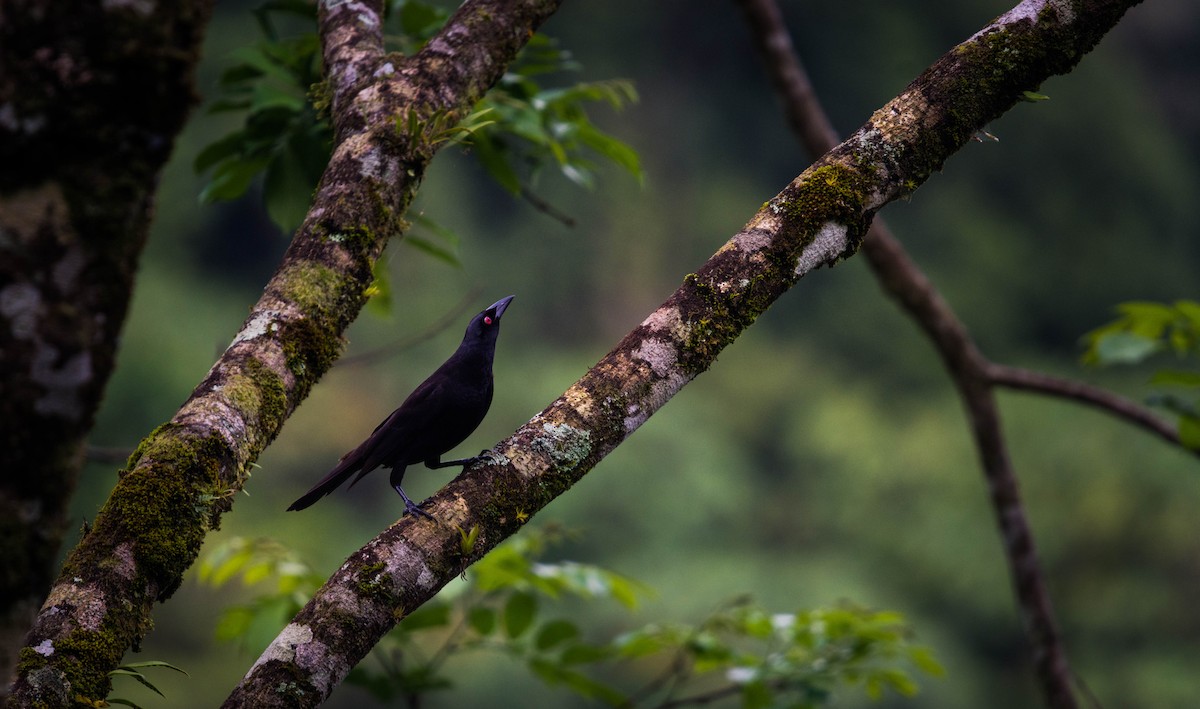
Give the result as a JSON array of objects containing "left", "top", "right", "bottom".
[
  {"left": 8, "top": 1, "right": 562, "bottom": 706},
  {"left": 230, "top": 1, "right": 1142, "bottom": 704}
]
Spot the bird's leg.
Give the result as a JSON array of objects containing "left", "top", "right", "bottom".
[
  {"left": 394, "top": 484, "right": 435, "bottom": 520},
  {"left": 425, "top": 450, "right": 493, "bottom": 469}
]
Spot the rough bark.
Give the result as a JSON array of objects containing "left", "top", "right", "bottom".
[
  {"left": 0, "top": 0, "right": 213, "bottom": 692},
  {"left": 229, "top": 0, "right": 1143, "bottom": 704},
  {"left": 6, "top": 1, "right": 562, "bottom": 706}
]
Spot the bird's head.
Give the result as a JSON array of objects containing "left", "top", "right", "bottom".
[{"left": 462, "top": 295, "right": 515, "bottom": 347}]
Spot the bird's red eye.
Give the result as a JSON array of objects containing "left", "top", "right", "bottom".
[{"left": 484, "top": 316, "right": 493, "bottom": 325}]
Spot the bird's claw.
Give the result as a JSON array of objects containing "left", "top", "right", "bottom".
[
  {"left": 403, "top": 499, "right": 436, "bottom": 521},
  {"left": 396, "top": 485, "right": 436, "bottom": 521}
]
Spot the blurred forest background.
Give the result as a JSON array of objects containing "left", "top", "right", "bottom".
[{"left": 73, "top": 0, "right": 1197, "bottom": 706}]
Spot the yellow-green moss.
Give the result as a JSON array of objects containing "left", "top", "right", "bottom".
[
  {"left": 355, "top": 561, "right": 393, "bottom": 601},
  {"left": 281, "top": 314, "right": 345, "bottom": 393},
  {"left": 241, "top": 357, "right": 289, "bottom": 435},
  {"left": 277, "top": 261, "right": 346, "bottom": 317}
]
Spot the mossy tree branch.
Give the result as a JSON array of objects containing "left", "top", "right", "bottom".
[
  {"left": 0, "top": 0, "right": 214, "bottom": 692},
  {"left": 230, "top": 0, "right": 1143, "bottom": 704},
  {"left": 7, "top": 1, "right": 562, "bottom": 706}
]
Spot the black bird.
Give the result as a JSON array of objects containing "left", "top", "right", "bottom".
[{"left": 287, "top": 295, "right": 514, "bottom": 517}]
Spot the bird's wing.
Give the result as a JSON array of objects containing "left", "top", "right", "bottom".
[{"left": 354, "top": 375, "right": 451, "bottom": 473}]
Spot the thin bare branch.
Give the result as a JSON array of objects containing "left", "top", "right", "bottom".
[
  {"left": 337, "top": 285, "right": 485, "bottom": 368},
  {"left": 988, "top": 363, "right": 1193, "bottom": 455},
  {"left": 733, "top": 0, "right": 1095, "bottom": 705}
]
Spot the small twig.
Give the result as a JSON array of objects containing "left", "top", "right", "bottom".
[
  {"left": 337, "top": 286, "right": 484, "bottom": 368},
  {"left": 987, "top": 364, "right": 1194, "bottom": 457},
  {"left": 519, "top": 186, "right": 577, "bottom": 227},
  {"left": 655, "top": 682, "right": 743, "bottom": 709},
  {"left": 625, "top": 647, "right": 690, "bottom": 707}
]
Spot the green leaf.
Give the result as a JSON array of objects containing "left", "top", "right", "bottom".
[
  {"left": 1021, "top": 90, "right": 1050, "bottom": 101},
  {"left": 612, "top": 626, "right": 675, "bottom": 659},
  {"left": 503, "top": 591, "right": 538, "bottom": 639},
  {"left": 215, "top": 606, "right": 255, "bottom": 642},
  {"left": 109, "top": 670, "right": 166, "bottom": 699},
  {"left": 402, "top": 603, "right": 452, "bottom": 632},
  {"left": 1149, "top": 370, "right": 1200, "bottom": 388},
  {"left": 1180, "top": 415, "right": 1200, "bottom": 450},
  {"left": 577, "top": 123, "right": 643, "bottom": 182},
  {"left": 878, "top": 667, "right": 920, "bottom": 696},
  {"left": 1092, "top": 331, "right": 1161, "bottom": 365},
  {"left": 117, "top": 661, "right": 189, "bottom": 676},
  {"left": 364, "top": 259, "right": 392, "bottom": 317},
  {"left": 468, "top": 606, "right": 496, "bottom": 636},
  {"left": 250, "top": 81, "right": 305, "bottom": 112},
  {"left": 535, "top": 619, "right": 580, "bottom": 650},
  {"left": 397, "top": 0, "right": 447, "bottom": 39},
  {"left": 200, "top": 543, "right": 254, "bottom": 586},
  {"left": 1175, "top": 299, "right": 1200, "bottom": 326},
  {"left": 526, "top": 658, "right": 627, "bottom": 706},
  {"left": 559, "top": 642, "right": 613, "bottom": 665},
  {"left": 908, "top": 646, "right": 947, "bottom": 677},
  {"left": 741, "top": 680, "right": 772, "bottom": 709},
  {"left": 404, "top": 235, "right": 461, "bottom": 267},
  {"left": 264, "top": 148, "right": 314, "bottom": 234},
  {"left": 193, "top": 131, "right": 248, "bottom": 173},
  {"left": 241, "top": 560, "right": 276, "bottom": 586},
  {"left": 199, "top": 156, "right": 271, "bottom": 203},
  {"left": 471, "top": 134, "right": 523, "bottom": 195}
]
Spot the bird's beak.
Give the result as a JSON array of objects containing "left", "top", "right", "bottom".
[{"left": 489, "top": 295, "right": 515, "bottom": 319}]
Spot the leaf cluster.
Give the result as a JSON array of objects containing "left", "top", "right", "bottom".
[
  {"left": 197, "top": 536, "right": 325, "bottom": 652},
  {"left": 611, "top": 600, "right": 943, "bottom": 708},
  {"left": 1084, "top": 299, "right": 1200, "bottom": 447},
  {"left": 195, "top": 0, "right": 641, "bottom": 240},
  {"left": 198, "top": 526, "right": 942, "bottom": 707},
  {"left": 194, "top": 0, "right": 329, "bottom": 235},
  {"left": 104, "top": 661, "right": 190, "bottom": 709}
]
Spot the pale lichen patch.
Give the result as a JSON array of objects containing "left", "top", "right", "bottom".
[
  {"left": 232, "top": 310, "right": 281, "bottom": 346},
  {"left": 633, "top": 338, "right": 677, "bottom": 378},
  {"left": 531, "top": 422, "right": 592, "bottom": 472},
  {"left": 0, "top": 282, "right": 42, "bottom": 339},
  {"left": 32, "top": 348, "right": 92, "bottom": 419},
  {"left": 794, "top": 222, "right": 850, "bottom": 276},
  {"left": 624, "top": 370, "right": 690, "bottom": 434},
  {"left": 244, "top": 623, "right": 313, "bottom": 679},
  {"left": 640, "top": 306, "right": 685, "bottom": 339},
  {"left": 43, "top": 582, "right": 107, "bottom": 632}
]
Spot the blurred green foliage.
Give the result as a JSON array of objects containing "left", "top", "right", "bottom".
[
  {"left": 196, "top": 0, "right": 639, "bottom": 237},
  {"left": 196, "top": 528, "right": 941, "bottom": 708},
  {"left": 76, "top": 0, "right": 1200, "bottom": 707},
  {"left": 1084, "top": 300, "right": 1200, "bottom": 447}
]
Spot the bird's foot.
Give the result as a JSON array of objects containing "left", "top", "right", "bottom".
[
  {"left": 395, "top": 485, "right": 435, "bottom": 521},
  {"left": 403, "top": 499, "right": 436, "bottom": 521},
  {"left": 429, "top": 449, "right": 497, "bottom": 469}
]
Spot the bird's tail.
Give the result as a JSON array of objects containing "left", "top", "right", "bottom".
[{"left": 286, "top": 451, "right": 364, "bottom": 511}]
